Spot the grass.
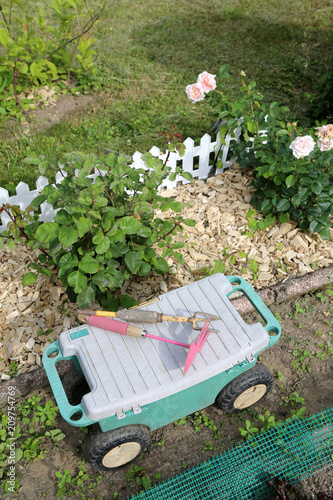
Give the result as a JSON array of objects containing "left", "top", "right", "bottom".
[{"left": 0, "top": 0, "right": 332, "bottom": 188}]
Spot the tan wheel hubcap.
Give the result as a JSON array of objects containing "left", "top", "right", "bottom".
[
  {"left": 233, "top": 384, "right": 267, "bottom": 409},
  {"left": 102, "top": 442, "right": 141, "bottom": 468}
]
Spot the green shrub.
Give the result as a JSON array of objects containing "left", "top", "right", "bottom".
[
  {"left": 0, "top": 0, "right": 106, "bottom": 120},
  {"left": 248, "top": 122, "right": 333, "bottom": 239},
  {"left": 0, "top": 147, "right": 194, "bottom": 308}
]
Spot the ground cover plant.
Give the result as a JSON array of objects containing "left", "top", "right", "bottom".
[{"left": 1, "top": 394, "right": 65, "bottom": 492}]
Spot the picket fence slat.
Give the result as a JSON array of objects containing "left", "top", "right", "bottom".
[{"left": 0, "top": 130, "right": 241, "bottom": 233}]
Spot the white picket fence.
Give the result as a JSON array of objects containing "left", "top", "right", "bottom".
[{"left": 0, "top": 129, "right": 241, "bottom": 234}]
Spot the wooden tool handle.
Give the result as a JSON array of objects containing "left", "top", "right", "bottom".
[
  {"left": 78, "top": 309, "right": 117, "bottom": 318},
  {"left": 161, "top": 315, "right": 189, "bottom": 323}
]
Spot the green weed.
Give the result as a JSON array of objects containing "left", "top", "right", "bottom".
[
  {"left": 275, "top": 312, "right": 282, "bottom": 323},
  {"left": 56, "top": 461, "right": 102, "bottom": 498},
  {"left": 258, "top": 410, "right": 282, "bottom": 433},
  {"left": 317, "top": 292, "right": 326, "bottom": 303},
  {"left": 157, "top": 435, "right": 165, "bottom": 446},
  {"left": 190, "top": 411, "right": 223, "bottom": 439},
  {"left": 318, "top": 342, "right": 333, "bottom": 358},
  {"left": 1, "top": 395, "right": 65, "bottom": 491},
  {"left": 316, "top": 351, "right": 327, "bottom": 361},
  {"left": 294, "top": 302, "right": 305, "bottom": 317},
  {"left": 174, "top": 416, "right": 188, "bottom": 427},
  {"left": 292, "top": 348, "right": 312, "bottom": 372},
  {"left": 126, "top": 465, "right": 161, "bottom": 491},
  {"left": 18, "top": 395, "right": 58, "bottom": 431},
  {"left": 239, "top": 420, "right": 259, "bottom": 440},
  {"left": 280, "top": 392, "right": 305, "bottom": 410},
  {"left": 203, "top": 441, "right": 214, "bottom": 451},
  {"left": 275, "top": 370, "right": 284, "bottom": 384}
]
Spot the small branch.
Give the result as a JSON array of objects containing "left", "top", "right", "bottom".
[
  {"left": 13, "top": 60, "right": 31, "bottom": 122},
  {"left": 96, "top": 166, "right": 115, "bottom": 206},
  {"left": 129, "top": 179, "right": 147, "bottom": 208},
  {"left": 74, "top": 1, "right": 81, "bottom": 29},
  {"left": 9, "top": 0, "right": 13, "bottom": 25},
  {"left": 67, "top": 35, "right": 81, "bottom": 84},
  {"left": 161, "top": 150, "right": 170, "bottom": 171},
  {"left": 57, "top": 162, "right": 68, "bottom": 179},
  {"left": 0, "top": 5, "right": 11, "bottom": 36},
  {"left": 46, "top": 2, "right": 106, "bottom": 60},
  {"left": 83, "top": 0, "right": 95, "bottom": 22},
  {"left": 2, "top": 205, "right": 50, "bottom": 258},
  {"left": 156, "top": 219, "right": 182, "bottom": 241}
]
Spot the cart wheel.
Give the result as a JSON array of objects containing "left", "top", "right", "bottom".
[
  {"left": 61, "top": 367, "right": 90, "bottom": 406},
  {"left": 216, "top": 364, "right": 274, "bottom": 413},
  {"left": 85, "top": 425, "right": 150, "bottom": 470}
]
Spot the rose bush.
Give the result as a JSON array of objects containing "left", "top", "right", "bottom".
[
  {"left": 186, "top": 65, "right": 333, "bottom": 239},
  {"left": 0, "top": 146, "right": 195, "bottom": 309}
]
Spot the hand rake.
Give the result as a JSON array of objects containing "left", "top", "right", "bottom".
[{"left": 184, "top": 319, "right": 211, "bottom": 375}]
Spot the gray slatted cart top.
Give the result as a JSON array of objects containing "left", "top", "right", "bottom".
[{"left": 59, "top": 274, "right": 269, "bottom": 421}]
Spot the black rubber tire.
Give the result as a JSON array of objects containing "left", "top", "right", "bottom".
[
  {"left": 215, "top": 364, "right": 274, "bottom": 413},
  {"left": 85, "top": 425, "right": 151, "bottom": 471}
]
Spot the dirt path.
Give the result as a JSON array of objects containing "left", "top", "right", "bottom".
[{"left": 2, "top": 288, "right": 333, "bottom": 500}]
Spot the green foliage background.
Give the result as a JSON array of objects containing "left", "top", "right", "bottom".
[{"left": 0, "top": 0, "right": 332, "bottom": 189}]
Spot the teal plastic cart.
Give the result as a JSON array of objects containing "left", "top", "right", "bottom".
[{"left": 43, "top": 274, "right": 281, "bottom": 470}]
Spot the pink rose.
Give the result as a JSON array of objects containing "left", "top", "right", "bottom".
[
  {"left": 315, "top": 124, "right": 333, "bottom": 152},
  {"left": 186, "top": 83, "right": 205, "bottom": 103},
  {"left": 197, "top": 71, "right": 216, "bottom": 92},
  {"left": 289, "top": 135, "right": 315, "bottom": 159},
  {"left": 316, "top": 124, "right": 333, "bottom": 137},
  {"left": 317, "top": 139, "right": 333, "bottom": 152}
]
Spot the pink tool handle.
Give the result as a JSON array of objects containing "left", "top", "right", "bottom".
[{"left": 88, "top": 315, "right": 128, "bottom": 335}]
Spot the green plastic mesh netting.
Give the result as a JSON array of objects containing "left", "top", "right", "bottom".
[{"left": 130, "top": 407, "right": 333, "bottom": 500}]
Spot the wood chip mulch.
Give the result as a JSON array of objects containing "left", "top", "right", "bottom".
[{"left": 1, "top": 167, "right": 333, "bottom": 379}]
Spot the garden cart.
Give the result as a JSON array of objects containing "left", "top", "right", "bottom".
[{"left": 42, "top": 274, "right": 281, "bottom": 471}]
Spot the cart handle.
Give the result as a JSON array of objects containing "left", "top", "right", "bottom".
[
  {"left": 42, "top": 341, "right": 95, "bottom": 427},
  {"left": 226, "top": 275, "right": 281, "bottom": 347}
]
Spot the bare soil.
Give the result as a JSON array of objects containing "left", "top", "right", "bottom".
[
  {"left": 3, "top": 289, "right": 333, "bottom": 500},
  {"left": 23, "top": 93, "right": 95, "bottom": 132}
]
